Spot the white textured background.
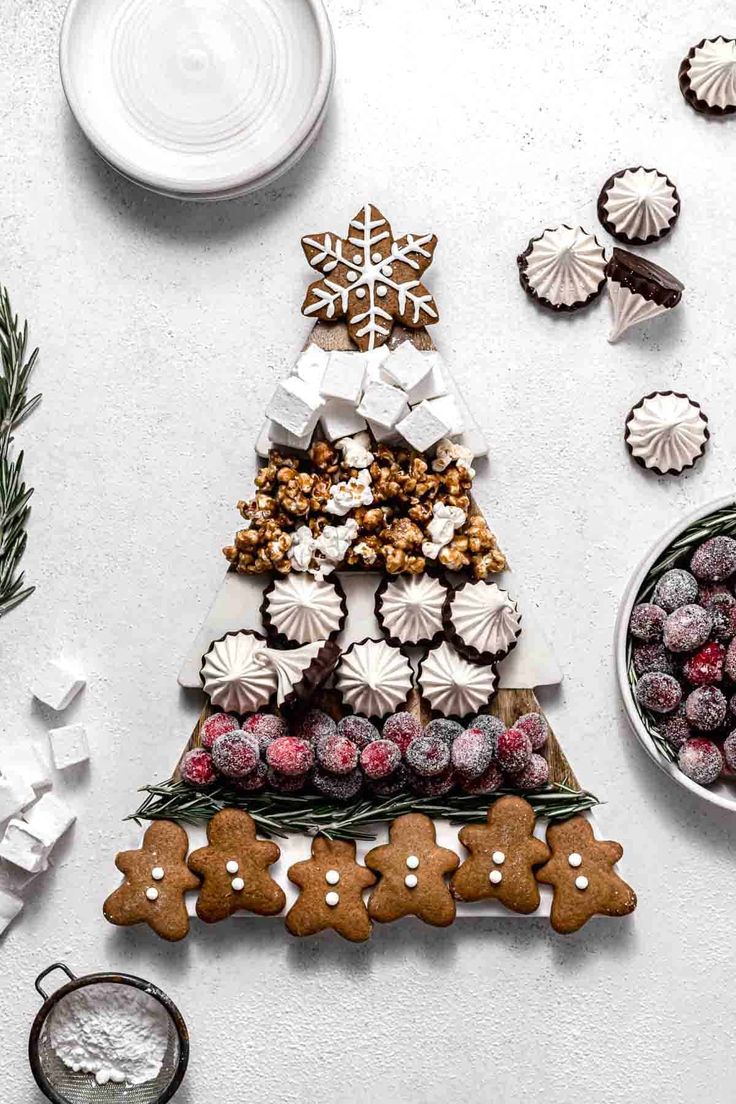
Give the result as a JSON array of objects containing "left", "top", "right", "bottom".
[{"left": 2, "top": 0, "right": 736, "bottom": 1100}]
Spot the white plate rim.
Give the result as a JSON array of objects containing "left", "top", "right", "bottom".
[
  {"left": 614, "top": 492, "right": 736, "bottom": 813},
  {"left": 59, "top": 0, "right": 336, "bottom": 199}
]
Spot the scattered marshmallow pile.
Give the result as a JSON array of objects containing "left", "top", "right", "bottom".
[
  {"left": 0, "top": 658, "right": 88, "bottom": 938},
  {"left": 265, "top": 343, "right": 465, "bottom": 453}
]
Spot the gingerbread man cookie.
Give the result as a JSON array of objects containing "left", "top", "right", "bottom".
[
  {"left": 365, "top": 813, "right": 459, "bottom": 927},
  {"left": 536, "top": 816, "right": 637, "bottom": 934},
  {"left": 451, "top": 796, "right": 550, "bottom": 914},
  {"left": 103, "top": 821, "right": 200, "bottom": 942},
  {"left": 285, "top": 837, "right": 376, "bottom": 942},
  {"left": 188, "top": 809, "right": 285, "bottom": 923},
  {"left": 301, "top": 203, "right": 439, "bottom": 351}
]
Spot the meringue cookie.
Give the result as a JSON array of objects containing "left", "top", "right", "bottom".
[
  {"left": 258, "top": 641, "right": 339, "bottom": 706},
  {"left": 625, "top": 391, "right": 709, "bottom": 476},
  {"left": 517, "top": 225, "right": 607, "bottom": 312},
  {"left": 606, "top": 248, "right": 683, "bottom": 343},
  {"left": 335, "top": 639, "right": 413, "bottom": 718},
  {"left": 418, "top": 642, "right": 498, "bottom": 718},
  {"left": 201, "top": 632, "right": 276, "bottom": 713},
  {"left": 445, "top": 581, "right": 522, "bottom": 663},
  {"left": 377, "top": 574, "right": 449, "bottom": 646},
  {"left": 262, "top": 574, "right": 346, "bottom": 645},
  {"left": 325, "top": 470, "right": 373, "bottom": 516},
  {"left": 679, "top": 36, "right": 736, "bottom": 115},
  {"left": 598, "top": 167, "right": 680, "bottom": 246}
]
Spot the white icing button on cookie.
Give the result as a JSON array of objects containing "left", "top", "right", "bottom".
[
  {"left": 355, "top": 287, "right": 366, "bottom": 299},
  {"left": 353, "top": 254, "right": 363, "bottom": 264},
  {"left": 347, "top": 271, "right": 358, "bottom": 283},
  {"left": 489, "top": 870, "right": 503, "bottom": 885},
  {"left": 325, "top": 891, "right": 340, "bottom": 907},
  {"left": 325, "top": 869, "right": 340, "bottom": 885},
  {"left": 145, "top": 887, "right": 159, "bottom": 902},
  {"left": 492, "top": 851, "right": 506, "bottom": 865},
  {"left": 371, "top": 251, "right": 383, "bottom": 263},
  {"left": 405, "top": 855, "right": 420, "bottom": 870},
  {"left": 404, "top": 874, "right": 418, "bottom": 889},
  {"left": 568, "top": 852, "right": 582, "bottom": 868},
  {"left": 376, "top": 285, "right": 388, "bottom": 297},
  {"left": 226, "top": 860, "right": 239, "bottom": 875},
  {"left": 231, "top": 877, "right": 245, "bottom": 892},
  {"left": 381, "top": 264, "right": 393, "bottom": 277},
  {"left": 575, "top": 875, "right": 589, "bottom": 891},
  {"left": 151, "top": 867, "right": 165, "bottom": 881}
]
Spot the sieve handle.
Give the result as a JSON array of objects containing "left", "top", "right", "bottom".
[{"left": 35, "top": 962, "right": 77, "bottom": 1001}]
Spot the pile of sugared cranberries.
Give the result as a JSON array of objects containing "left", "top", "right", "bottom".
[
  {"left": 628, "top": 533, "right": 736, "bottom": 789},
  {"left": 181, "top": 707, "right": 552, "bottom": 798}
]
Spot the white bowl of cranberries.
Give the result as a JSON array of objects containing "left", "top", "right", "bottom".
[{"left": 616, "top": 496, "right": 736, "bottom": 812}]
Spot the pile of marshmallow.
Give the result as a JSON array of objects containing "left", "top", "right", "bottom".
[
  {"left": 265, "top": 342, "right": 465, "bottom": 454},
  {"left": 0, "top": 658, "right": 89, "bottom": 937}
]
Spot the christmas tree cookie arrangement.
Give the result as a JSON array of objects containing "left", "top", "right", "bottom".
[{"left": 108, "top": 202, "right": 635, "bottom": 940}]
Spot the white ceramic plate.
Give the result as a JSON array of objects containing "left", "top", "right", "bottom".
[
  {"left": 60, "top": 0, "right": 335, "bottom": 200},
  {"left": 615, "top": 493, "right": 736, "bottom": 813}
]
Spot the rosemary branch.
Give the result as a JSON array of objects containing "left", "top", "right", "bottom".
[
  {"left": 0, "top": 286, "right": 40, "bottom": 617},
  {"left": 130, "top": 778, "right": 599, "bottom": 841}
]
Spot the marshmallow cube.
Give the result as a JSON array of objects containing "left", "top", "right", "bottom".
[
  {"left": 425, "top": 394, "right": 464, "bottom": 436},
  {"left": 9, "top": 743, "right": 52, "bottom": 793},
  {"left": 320, "top": 352, "right": 366, "bottom": 405},
  {"left": 30, "top": 660, "right": 85, "bottom": 711},
  {"left": 406, "top": 352, "right": 448, "bottom": 403},
  {"left": 357, "top": 381, "right": 409, "bottom": 428},
  {"left": 359, "top": 347, "right": 391, "bottom": 383},
  {"left": 382, "top": 343, "right": 432, "bottom": 392},
  {"left": 0, "top": 769, "right": 36, "bottom": 823},
  {"left": 267, "top": 419, "right": 313, "bottom": 452},
  {"left": 0, "top": 857, "right": 39, "bottom": 895},
  {"left": 366, "top": 418, "right": 402, "bottom": 445},
  {"left": 24, "top": 793, "right": 76, "bottom": 848},
  {"left": 0, "top": 820, "right": 50, "bottom": 873},
  {"left": 266, "top": 377, "right": 323, "bottom": 436},
  {"left": 397, "top": 400, "right": 454, "bottom": 453},
  {"left": 0, "top": 888, "right": 23, "bottom": 936},
  {"left": 320, "top": 401, "right": 367, "bottom": 442},
  {"left": 294, "top": 345, "right": 330, "bottom": 389},
  {"left": 48, "top": 724, "right": 89, "bottom": 770}
]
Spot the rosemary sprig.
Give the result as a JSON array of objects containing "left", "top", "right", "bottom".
[
  {"left": 130, "top": 778, "right": 599, "bottom": 841},
  {"left": 626, "top": 501, "right": 736, "bottom": 763},
  {"left": 0, "top": 286, "right": 40, "bottom": 617}
]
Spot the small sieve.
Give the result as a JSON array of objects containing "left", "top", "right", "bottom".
[{"left": 29, "top": 963, "right": 189, "bottom": 1104}]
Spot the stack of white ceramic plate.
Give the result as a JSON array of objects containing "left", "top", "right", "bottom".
[{"left": 59, "top": 0, "right": 335, "bottom": 200}]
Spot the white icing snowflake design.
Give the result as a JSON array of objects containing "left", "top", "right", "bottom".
[{"left": 301, "top": 204, "right": 439, "bottom": 351}]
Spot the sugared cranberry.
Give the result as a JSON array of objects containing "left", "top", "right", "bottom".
[
  {"left": 360, "top": 739, "right": 401, "bottom": 780},
  {"left": 663, "top": 604, "right": 713, "bottom": 653},
  {"left": 233, "top": 760, "right": 268, "bottom": 792},
  {"left": 633, "top": 644, "right": 674, "bottom": 677},
  {"left": 509, "top": 753, "right": 549, "bottom": 791},
  {"left": 451, "top": 729, "right": 495, "bottom": 778},
  {"left": 200, "top": 712, "right": 239, "bottom": 750},
  {"left": 702, "top": 591, "right": 736, "bottom": 642},
  {"left": 241, "top": 713, "right": 289, "bottom": 753},
  {"left": 458, "top": 762, "right": 504, "bottom": 795},
  {"left": 677, "top": 738, "right": 723, "bottom": 785},
  {"left": 513, "top": 713, "right": 549, "bottom": 751},
  {"left": 294, "top": 710, "right": 336, "bottom": 744},
  {"left": 629, "top": 603, "right": 667, "bottom": 642},
  {"left": 211, "top": 732, "right": 259, "bottom": 780},
  {"left": 659, "top": 710, "right": 692, "bottom": 751},
  {"left": 652, "top": 569, "right": 698, "bottom": 612},
  {"left": 682, "top": 642, "right": 725, "bottom": 685},
  {"left": 266, "top": 737, "right": 314, "bottom": 776},
  {"left": 311, "top": 766, "right": 363, "bottom": 801},
  {"left": 496, "top": 728, "right": 532, "bottom": 773},
  {"left": 316, "top": 734, "right": 358, "bottom": 775},
  {"left": 635, "top": 672, "right": 682, "bottom": 714},
  {"left": 406, "top": 735, "right": 451, "bottom": 777},
  {"left": 690, "top": 536, "right": 736, "bottom": 583},
  {"left": 408, "top": 766, "right": 456, "bottom": 796},
  {"left": 467, "top": 714, "right": 506, "bottom": 750},
  {"left": 266, "top": 767, "right": 307, "bottom": 793},
  {"left": 422, "top": 719, "right": 463, "bottom": 746},
  {"left": 724, "top": 639, "right": 736, "bottom": 682},
  {"left": 180, "top": 748, "right": 217, "bottom": 788},
  {"left": 382, "top": 712, "right": 422, "bottom": 755},
  {"left": 337, "top": 714, "right": 379, "bottom": 749},
  {"left": 369, "top": 763, "right": 410, "bottom": 798},
  {"left": 684, "top": 686, "right": 727, "bottom": 731},
  {"left": 723, "top": 731, "right": 736, "bottom": 772}
]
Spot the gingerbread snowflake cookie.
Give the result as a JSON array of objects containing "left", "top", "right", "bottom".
[
  {"left": 188, "top": 809, "right": 285, "bottom": 923},
  {"left": 451, "top": 796, "right": 550, "bottom": 914},
  {"left": 365, "top": 813, "right": 459, "bottom": 927},
  {"left": 285, "top": 837, "right": 376, "bottom": 942},
  {"left": 103, "top": 821, "right": 200, "bottom": 942},
  {"left": 301, "top": 203, "right": 439, "bottom": 351},
  {"left": 536, "top": 817, "right": 637, "bottom": 934}
]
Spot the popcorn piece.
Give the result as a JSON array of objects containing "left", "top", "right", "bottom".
[
  {"left": 424, "top": 394, "right": 464, "bottom": 436},
  {"left": 325, "top": 470, "right": 373, "bottom": 516},
  {"left": 0, "top": 888, "right": 23, "bottom": 937},
  {"left": 320, "top": 351, "right": 366, "bottom": 404},
  {"left": 0, "top": 769, "right": 36, "bottom": 824},
  {"left": 320, "top": 400, "right": 367, "bottom": 442},
  {"left": 432, "top": 438, "right": 476, "bottom": 477},
  {"left": 267, "top": 420, "right": 314, "bottom": 451},
  {"left": 23, "top": 793, "right": 76, "bottom": 848},
  {"left": 422, "top": 502, "right": 467, "bottom": 559},
  {"left": 30, "top": 659, "right": 85, "bottom": 711},
  {"left": 8, "top": 743, "right": 52, "bottom": 794},
  {"left": 357, "top": 380, "right": 409, "bottom": 428},
  {"left": 314, "top": 519, "right": 358, "bottom": 574},
  {"left": 335, "top": 432, "right": 374, "bottom": 469},
  {"left": 381, "top": 343, "right": 432, "bottom": 392},
  {"left": 294, "top": 345, "right": 330, "bottom": 389},
  {"left": 48, "top": 724, "right": 90, "bottom": 770},
  {"left": 0, "top": 820, "right": 50, "bottom": 873},
  {"left": 397, "top": 400, "right": 453, "bottom": 453},
  {"left": 266, "top": 377, "right": 323, "bottom": 437},
  {"left": 406, "top": 352, "right": 447, "bottom": 403},
  {"left": 288, "top": 525, "right": 316, "bottom": 572}
]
